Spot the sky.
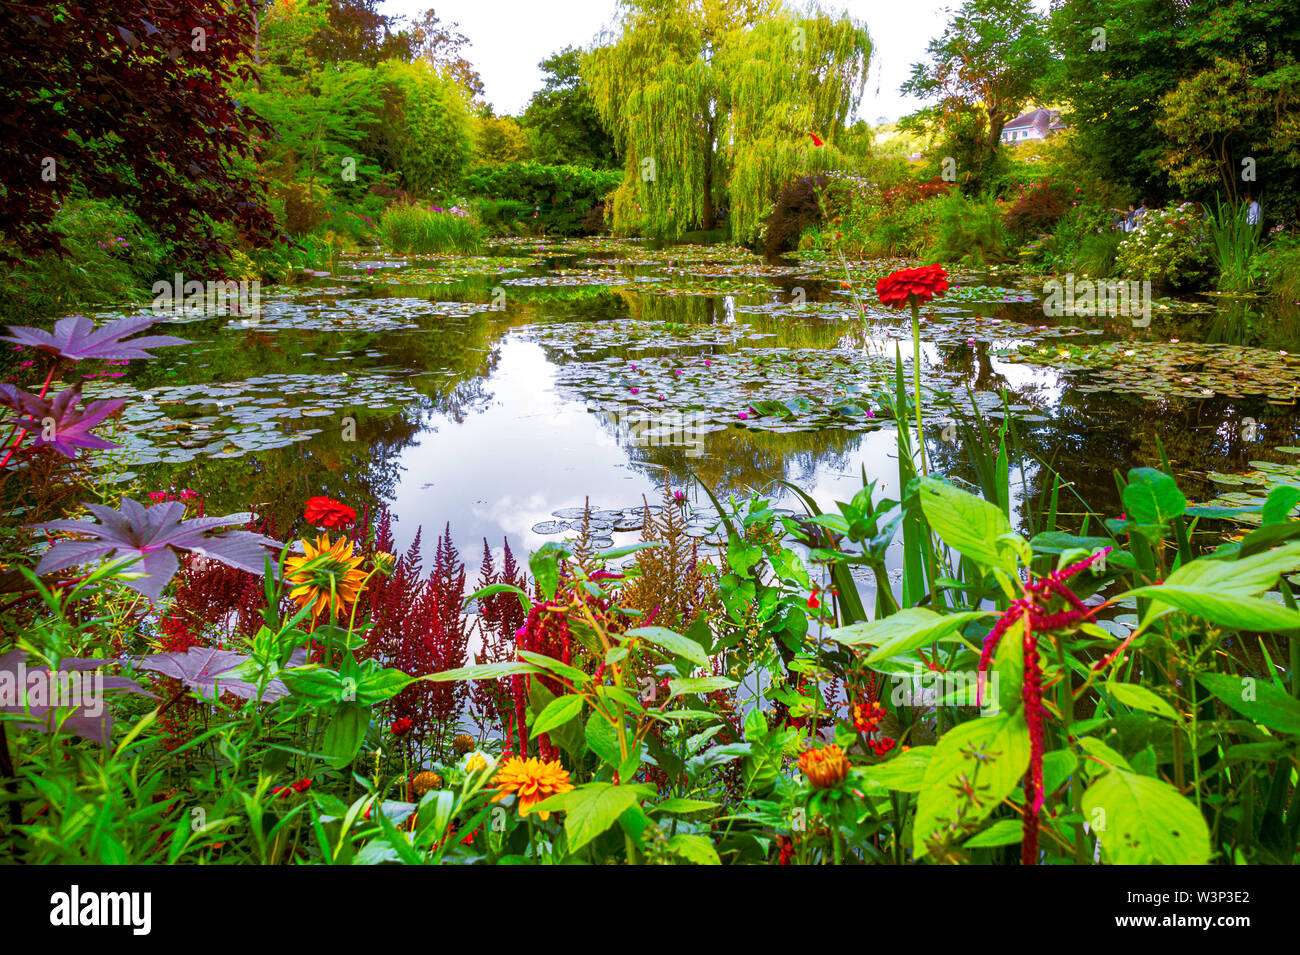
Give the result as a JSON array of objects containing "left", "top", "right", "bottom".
[{"left": 380, "top": 0, "right": 1052, "bottom": 124}]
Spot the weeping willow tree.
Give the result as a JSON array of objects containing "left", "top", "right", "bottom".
[{"left": 584, "top": 0, "right": 871, "bottom": 242}]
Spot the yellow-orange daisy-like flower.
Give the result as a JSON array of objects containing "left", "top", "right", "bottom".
[
  {"left": 798, "top": 744, "right": 849, "bottom": 789},
  {"left": 284, "top": 533, "right": 367, "bottom": 619},
  {"left": 489, "top": 757, "right": 574, "bottom": 820}
]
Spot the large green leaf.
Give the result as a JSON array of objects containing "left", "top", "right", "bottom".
[
  {"left": 1083, "top": 769, "right": 1210, "bottom": 864},
  {"left": 667, "top": 676, "right": 737, "bottom": 699},
  {"left": 531, "top": 693, "right": 584, "bottom": 736},
  {"left": 1198, "top": 673, "right": 1300, "bottom": 735},
  {"left": 622, "top": 626, "right": 710, "bottom": 667},
  {"left": 864, "top": 609, "right": 989, "bottom": 663},
  {"left": 1122, "top": 467, "right": 1186, "bottom": 527},
  {"left": 666, "top": 833, "right": 720, "bottom": 865},
  {"left": 321, "top": 701, "right": 370, "bottom": 770},
  {"left": 564, "top": 783, "right": 639, "bottom": 851},
  {"left": 1165, "top": 543, "right": 1300, "bottom": 597},
  {"left": 913, "top": 712, "right": 1031, "bottom": 858},
  {"left": 917, "top": 478, "right": 1020, "bottom": 574},
  {"left": 856, "top": 746, "right": 933, "bottom": 792},
  {"left": 423, "top": 661, "right": 542, "bottom": 682},
  {"left": 1106, "top": 681, "right": 1178, "bottom": 720},
  {"left": 1128, "top": 585, "right": 1300, "bottom": 631}
]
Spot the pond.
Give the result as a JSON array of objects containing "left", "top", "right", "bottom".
[{"left": 77, "top": 237, "right": 1300, "bottom": 597}]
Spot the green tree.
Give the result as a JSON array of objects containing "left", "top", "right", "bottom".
[
  {"left": 585, "top": 0, "right": 870, "bottom": 241},
  {"left": 901, "top": 0, "right": 1050, "bottom": 188},
  {"left": 475, "top": 115, "right": 530, "bottom": 165},
  {"left": 1047, "top": 0, "right": 1300, "bottom": 213},
  {"left": 522, "top": 47, "right": 618, "bottom": 169},
  {"left": 379, "top": 60, "right": 475, "bottom": 197}
]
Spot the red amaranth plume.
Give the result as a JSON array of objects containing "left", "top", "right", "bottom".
[
  {"left": 975, "top": 548, "right": 1109, "bottom": 864},
  {"left": 470, "top": 538, "right": 529, "bottom": 736}
]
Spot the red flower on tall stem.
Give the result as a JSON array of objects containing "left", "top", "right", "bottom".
[
  {"left": 875, "top": 264, "right": 950, "bottom": 309},
  {"left": 975, "top": 548, "right": 1109, "bottom": 865}
]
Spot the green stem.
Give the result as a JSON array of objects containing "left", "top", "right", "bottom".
[
  {"left": 1056, "top": 638, "right": 1088, "bottom": 865},
  {"left": 910, "top": 297, "right": 928, "bottom": 477}
]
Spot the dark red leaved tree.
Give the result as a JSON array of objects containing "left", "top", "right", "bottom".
[{"left": 0, "top": 0, "right": 278, "bottom": 260}]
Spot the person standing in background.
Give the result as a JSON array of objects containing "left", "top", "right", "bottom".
[{"left": 1246, "top": 192, "right": 1262, "bottom": 226}]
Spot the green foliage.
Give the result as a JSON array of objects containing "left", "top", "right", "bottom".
[
  {"left": 0, "top": 200, "right": 169, "bottom": 319},
  {"left": 379, "top": 60, "right": 475, "bottom": 199},
  {"left": 1257, "top": 234, "right": 1300, "bottom": 304},
  {"left": 585, "top": 0, "right": 871, "bottom": 240},
  {"left": 521, "top": 47, "right": 618, "bottom": 169},
  {"left": 1206, "top": 198, "right": 1263, "bottom": 292},
  {"left": 464, "top": 163, "right": 623, "bottom": 235},
  {"left": 926, "top": 191, "right": 1011, "bottom": 266},
  {"left": 1114, "top": 202, "right": 1213, "bottom": 290},
  {"left": 378, "top": 203, "right": 483, "bottom": 254}
]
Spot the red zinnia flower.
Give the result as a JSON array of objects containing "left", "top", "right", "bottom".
[
  {"left": 391, "top": 717, "right": 413, "bottom": 737},
  {"left": 304, "top": 496, "right": 356, "bottom": 528},
  {"left": 875, "top": 264, "right": 950, "bottom": 309}
]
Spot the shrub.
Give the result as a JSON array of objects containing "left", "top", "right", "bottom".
[
  {"left": 0, "top": 199, "right": 168, "bottom": 318},
  {"left": 378, "top": 202, "right": 483, "bottom": 254},
  {"left": 1114, "top": 202, "right": 1213, "bottom": 290},
  {"left": 274, "top": 181, "right": 332, "bottom": 237},
  {"left": 1257, "top": 232, "right": 1300, "bottom": 304},
  {"left": 1003, "top": 179, "right": 1071, "bottom": 241},
  {"left": 464, "top": 162, "right": 622, "bottom": 235},
  {"left": 1205, "top": 198, "right": 1262, "bottom": 292},
  {"left": 926, "top": 191, "right": 1010, "bottom": 266},
  {"left": 763, "top": 174, "right": 828, "bottom": 258}
]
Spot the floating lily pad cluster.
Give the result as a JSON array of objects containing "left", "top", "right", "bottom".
[
  {"left": 529, "top": 502, "right": 742, "bottom": 547},
  {"left": 82, "top": 372, "right": 421, "bottom": 466},
  {"left": 237, "top": 297, "right": 494, "bottom": 333},
  {"left": 941, "top": 284, "right": 1042, "bottom": 304},
  {"left": 523, "top": 319, "right": 771, "bottom": 357},
  {"left": 346, "top": 255, "right": 541, "bottom": 284},
  {"left": 1005, "top": 340, "right": 1300, "bottom": 401},
  {"left": 502, "top": 271, "right": 656, "bottom": 288},
  {"left": 548, "top": 346, "right": 902, "bottom": 432},
  {"left": 1193, "top": 450, "right": 1300, "bottom": 524}
]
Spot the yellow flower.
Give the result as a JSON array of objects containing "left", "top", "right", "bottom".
[
  {"left": 452, "top": 733, "right": 476, "bottom": 755},
  {"left": 373, "top": 551, "right": 396, "bottom": 575},
  {"left": 410, "top": 771, "right": 443, "bottom": 798},
  {"left": 465, "top": 752, "right": 488, "bottom": 775},
  {"left": 284, "top": 534, "right": 367, "bottom": 619},
  {"left": 489, "top": 757, "right": 574, "bottom": 820},
  {"left": 798, "top": 744, "right": 849, "bottom": 789}
]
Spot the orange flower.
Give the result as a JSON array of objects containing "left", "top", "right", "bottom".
[
  {"left": 410, "top": 771, "right": 443, "bottom": 799},
  {"left": 798, "top": 744, "right": 850, "bottom": 789},
  {"left": 489, "top": 756, "right": 574, "bottom": 819},
  {"left": 284, "top": 533, "right": 367, "bottom": 619}
]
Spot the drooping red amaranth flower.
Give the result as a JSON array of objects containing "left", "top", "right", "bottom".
[{"left": 975, "top": 548, "right": 1109, "bottom": 865}]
